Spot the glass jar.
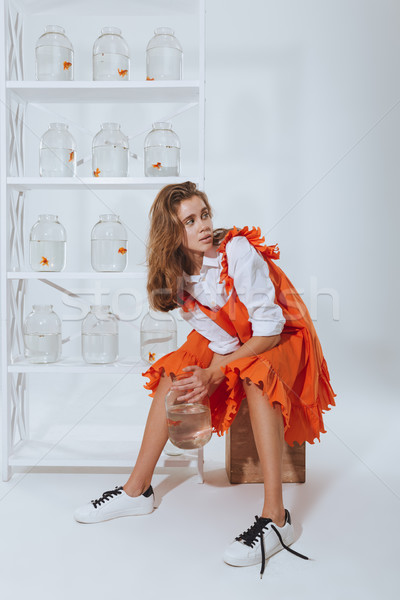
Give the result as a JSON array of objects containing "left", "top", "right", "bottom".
[
  {"left": 92, "top": 122, "right": 129, "bottom": 177},
  {"left": 40, "top": 123, "right": 76, "bottom": 177},
  {"left": 35, "top": 25, "right": 73, "bottom": 81},
  {"left": 29, "top": 214, "right": 66, "bottom": 272},
  {"left": 140, "top": 309, "right": 177, "bottom": 364},
  {"left": 146, "top": 27, "right": 182, "bottom": 80},
  {"left": 81, "top": 305, "right": 119, "bottom": 364},
  {"left": 165, "top": 372, "right": 212, "bottom": 449},
  {"left": 144, "top": 122, "right": 180, "bottom": 177},
  {"left": 91, "top": 214, "right": 127, "bottom": 272},
  {"left": 23, "top": 305, "right": 62, "bottom": 364},
  {"left": 93, "top": 26, "right": 130, "bottom": 81}
]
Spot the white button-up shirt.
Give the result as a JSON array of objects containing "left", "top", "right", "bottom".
[{"left": 180, "top": 236, "right": 286, "bottom": 355}]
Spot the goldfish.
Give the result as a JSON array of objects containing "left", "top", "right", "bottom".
[
  {"left": 167, "top": 418, "right": 183, "bottom": 427},
  {"left": 146, "top": 77, "right": 154, "bottom": 81},
  {"left": 69, "top": 151, "right": 74, "bottom": 162},
  {"left": 118, "top": 68, "right": 128, "bottom": 78},
  {"left": 93, "top": 168, "right": 101, "bottom": 177},
  {"left": 40, "top": 256, "right": 49, "bottom": 266},
  {"left": 63, "top": 61, "right": 72, "bottom": 70},
  {"left": 148, "top": 352, "right": 156, "bottom": 362},
  {"left": 118, "top": 247, "right": 127, "bottom": 255},
  {"left": 152, "top": 162, "right": 162, "bottom": 169}
]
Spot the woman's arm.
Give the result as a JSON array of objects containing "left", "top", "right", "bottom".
[{"left": 171, "top": 333, "right": 281, "bottom": 401}]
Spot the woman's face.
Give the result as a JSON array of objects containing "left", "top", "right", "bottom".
[{"left": 177, "top": 195, "right": 213, "bottom": 255}]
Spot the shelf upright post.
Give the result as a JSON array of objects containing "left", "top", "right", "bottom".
[{"left": 1, "top": 0, "right": 11, "bottom": 480}]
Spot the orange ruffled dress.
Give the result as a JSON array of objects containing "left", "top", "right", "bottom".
[{"left": 143, "top": 226, "right": 336, "bottom": 446}]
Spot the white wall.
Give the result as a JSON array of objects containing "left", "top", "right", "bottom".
[{"left": 205, "top": 0, "right": 400, "bottom": 397}]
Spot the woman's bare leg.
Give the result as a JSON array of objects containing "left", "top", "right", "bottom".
[
  {"left": 123, "top": 373, "right": 172, "bottom": 497},
  {"left": 243, "top": 378, "right": 286, "bottom": 527}
]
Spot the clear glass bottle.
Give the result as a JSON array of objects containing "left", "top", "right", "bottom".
[
  {"left": 91, "top": 214, "right": 127, "bottom": 272},
  {"left": 140, "top": 309, "right": 177, "bottom": 364},
  {"left": 35, "top": 25, "right": 73, "bottom": 81},
  {"left": 92, "top": 122, "right": 129, "bottom": 177},
  {"left": 29, "top": 214, "right": 66, "bottom": 272},
  {"left": 144, "top": 122, "right": 180, "bottom": 177},
  {"left": 81, "top": 305, "right": 119, "bottom": 364},
  {"left": 23, "top": 305, "right": 62, "bottom": 364},
  {"left": 40, "top": 123, "right": 76, "bottom": 177},
  {"left": 146, "top": 27, "right": 182, "bottom": 80},
  {"left": 93, "top": 26, "right": 130, "bottom": 81},
  {"left": 165, "top": 372, "right": 212, "bottom": 449}
]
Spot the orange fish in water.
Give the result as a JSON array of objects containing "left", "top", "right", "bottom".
[
  {"left": 146, "top": 77, "right": 154, "bottom": 81},
  {"left": 63, "top": 61, "right": 72, "bottom": 70},
  {"left": 118, "top": 247, "right": 127, "bottom": 255},
  {"left": 167, "top": 418, "right": 183, "bottom": 427},
  {"left": 152, "top": 162, "right": 162, "bottom": 169},
  {"left": 69, "top": 151, "right": 74, "bottom": 162},
  {"left": 118, "top": 68, "right": 128, "bottom": 78},
  {"left": 148, "top": 352, "right": 156, "bottom": 362},
  {"left": 40, "top": 256, "right": 49, "bottom": 266},
  {"left": 93, "top": 168, "right": 101, "bottom": 177}
]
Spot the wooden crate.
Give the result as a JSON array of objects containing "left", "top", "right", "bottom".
[{"left": 225, "top": 397, "right": 306, "bottom": 483}]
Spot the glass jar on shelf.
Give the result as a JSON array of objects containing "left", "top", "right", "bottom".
[
  {"left": 93, "top": 26, "right": 130, "bottom": 81},
  {"left": 39, "top": 123, "right": 76, "bottom": 177},
  {"left": 81, "top": 305, "right": 119, "bottom": 364},
  {"left": 29, "top": 214, "right": 66, "bottom": 272},
  {"left": 165, "top": 372, "right": 212, "bottom": 449},
  {"left": 140, "top": 309, "right": 177, "bottom": 364},
  {"left": 91, "top": 214, "right": 128, "bottom": 272},
  {"left": 144, "top": 122, "right": 180, "bottom": 177},
  {"left": 35, "top": 25, "right": 73, "bottom": 81},
  {"left": 146, "top": 27, "right": 182, "bottom": 80},
  {"left": 23, "top": 305, "right": 62, "bottom": 364},
  {"left": 92, "top": 122, "right": 129, "bottom": 177}
]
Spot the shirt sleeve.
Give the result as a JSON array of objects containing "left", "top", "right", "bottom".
[
  {"left": 226, "top": 236, "right": 286, "bottom": 336},
  {"left": 179, "top": 305, "right": 241, "bottom": 354}
]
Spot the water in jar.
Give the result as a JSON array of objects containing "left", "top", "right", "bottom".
[
  {"left": 93, "top": 53, "right": 129, "bottom": 80},
  {"left": 40, "top": 147, "right": 76, "bottom": 177},
  {"left": 147, "top": 47, "right": 181, "bottom": 80},
  {"left": 36, "top": 46, "right": 73, "bottom": 81},
  {"left": 30, "top": 240, "right": 66, "bottom": 271},
  {"left": 167, "top": 403, "right": 212, "bottom": 449},
  {"left": 24, "top": 332, "right": 62, "bottom": 363},
  {"left": 82, "top": 332, "right": 118, "bottom": 363},
  {"left": 140, "top": 329, "right": 177, "bottom": 363},
  {"left": 144, "top": 146, "right": 180, "bottom": 177},
  {"left": 92, "top": 145, "right": 128, "bottom": 177},
  {"left": 91, "top": 239, "right": 127, "bottom": 271}
]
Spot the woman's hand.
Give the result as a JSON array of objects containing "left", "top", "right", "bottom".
[{"left": 170, "top": 365, "right": 213, "bottom": 403}]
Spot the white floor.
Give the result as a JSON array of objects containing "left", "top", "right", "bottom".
[{"left": 0, "top": 373, "right": 399, "bottom": 600}]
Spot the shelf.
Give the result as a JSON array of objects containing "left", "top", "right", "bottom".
[
  {"left": 7, "top": 177, "right": 200, "bottom": 190},
  {"left": 9, "top": 439, "right": 200, "bottom": 469},
  {"left": 7, "top": 272, "right": 146, "bottom": 280},
  {"left": 9, "top": 356, "right": 149, "bottom": 374},
  {"left": 6, "top": 81, "right": 200, "bottom": 104}
]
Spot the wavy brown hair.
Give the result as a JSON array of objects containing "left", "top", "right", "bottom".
[{"left": 147, "top": 181, "right": 231, "bottom": 312}]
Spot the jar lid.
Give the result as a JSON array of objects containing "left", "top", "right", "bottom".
[
  {"left": 154, "top": 27, "right": 175, "bottom": 36},
  {"left": 49, "top": 123, "right": 68, "bottom": 130},
  {"left": 38, "top": 214, "right": 58, "bottom": 220},
  {"left": 44, "top": 25, "right": 65, "bottom": 34},
  {"left": 101, "top": 27, "right": 122, "bottom": 36},
  {"left": 152, "top": 121, "right": 172, "bottom": 130},
  {"left": 99, "top": 214, "right": 120, "bottom": 221},
  {"left": 101, "top": 122, "right": 121, "bottom": 129},
  {"left": 32, "top": 304, "right": 53, "bottom": 310}
]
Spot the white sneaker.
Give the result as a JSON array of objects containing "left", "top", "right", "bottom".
[
  {"left": 73, "top": 485, "right": 155, "bottom": 524},
  {"left": 223, "top": 510, "right": 309, "bottom": 577}
]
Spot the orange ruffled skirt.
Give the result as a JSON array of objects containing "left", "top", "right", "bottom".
[{"left": 142, "top": 327, "right": 336, "bottom": 447}]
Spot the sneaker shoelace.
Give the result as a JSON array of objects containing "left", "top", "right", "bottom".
[
  {"left": 91, "top": 485, "right": 124, "bottom": 508},
  {"left": 236, "top": 515, "right": 310, "bottom": 578}
]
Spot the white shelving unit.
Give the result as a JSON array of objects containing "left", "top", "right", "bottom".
[{"left": 0, "top": 0, "right": 206, "bottom": 481}]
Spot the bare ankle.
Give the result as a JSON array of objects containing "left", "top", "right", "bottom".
[
  {"left": 123, "top": 483, "right": 150, "bottom": 498},
  {"left": 261, "top": 509, "right": 286, "bottom": 527}
]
